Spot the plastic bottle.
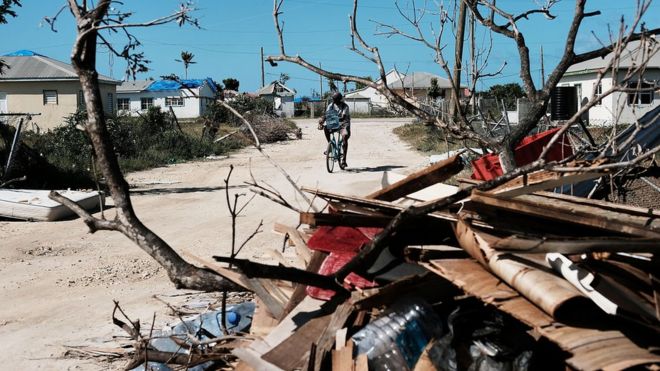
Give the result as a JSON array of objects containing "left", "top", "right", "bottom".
[{"left": 352, "top": 297, "right": 443, "bottom": 370}]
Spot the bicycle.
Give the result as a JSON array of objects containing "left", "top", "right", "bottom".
[
  {"left": 325, "top": 128, "right": 346, "bottom": 173},
  {"left": 323, "top": 109, "right": 346, "bottom": 173}
]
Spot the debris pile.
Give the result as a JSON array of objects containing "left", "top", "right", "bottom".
[
  {"left": 107, "top": 149, "right": 658, "bottom": 370},
  {"left": 98, "top": 120, "right": 658, "bottom": 370}
]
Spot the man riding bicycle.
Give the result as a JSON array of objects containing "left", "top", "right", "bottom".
[{"left": 318, "top": 92, "right": 351, "bottom": 168}]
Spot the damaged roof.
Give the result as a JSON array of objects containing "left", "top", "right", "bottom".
[
  {"left": 565, "top": 39, "right": 660, "bottom": 76},
  {"left": 0, "top": 50, "right": 119, "bottom": 84}
]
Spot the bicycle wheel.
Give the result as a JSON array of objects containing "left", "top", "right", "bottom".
[{"left": 325, "top": 141, "right": 335, "bottom": 173}]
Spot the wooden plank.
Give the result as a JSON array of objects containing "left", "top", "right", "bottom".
[
  {"left": 470, "top": 190, "right": 660, "bottom": 238},
  {"left": 332, "top": 338, "right": 354, "bottom": 371},
  {"left": 279, "top": 250, "right": 328, "bottom": 320},
  {"left": 247, "top": 278, "right": 285, "bottom": 320},
  {"left": 300, "top": 212, "right": 393, "bottom": 228},
  {"left": 335, "top": 328, "right": 348, "bottom": 351},
  {"left": 261, "top": 311, "right": 334, "bottom": 370},
  {"left": 535, "top": 190, "right": 660, "bottom": 218},
  {"left": 250, "top": 298, "right": 279, "bottom": 338},
  {"left": 489, "top": 169, "right": 606, "bottom": 198},
  {"left": 366, "top": 155, "right": 463, "bottom": 201},
  {"left": 354, "top": 354, "right": 368, "bottom": 371}
]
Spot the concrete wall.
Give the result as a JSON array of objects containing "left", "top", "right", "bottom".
[
  {"left": 558, "top": 69, "right": 659, "bottom": 125},
  {"left": 116, "top": 84, "right": 215, "bottom": 119},
  {"left": 0, "top": 80, "right": 116, "bottom": 131}
]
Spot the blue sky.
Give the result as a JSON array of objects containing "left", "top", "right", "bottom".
[{"left": 1, "top": 1, "right": 657, "bottom": 96}]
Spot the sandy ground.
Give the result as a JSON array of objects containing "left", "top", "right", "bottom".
[{"left": 0, "top": 118, "right": 427, "bottom": 370}]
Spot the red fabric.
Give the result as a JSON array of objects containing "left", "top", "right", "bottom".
[
  {"left": 306, "top": 251, "right": 377, "bottom": 300},
  {"left": 307, "top": 226, "right": 372, "bottom": 253},
  {"left": 305, "top": 226, "right": 382, "bottom": 300},
  {"left": 471, "top": 128, "right": 573, "bottom": 181}
]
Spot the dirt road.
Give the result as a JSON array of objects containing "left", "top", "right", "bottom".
[{"left": 0, "top": 118, "right": 426, "bottom": 370}]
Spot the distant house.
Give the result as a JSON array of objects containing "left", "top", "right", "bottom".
[
  {"left": 256, "top": 81, "right": 296, "bottom": 118},
  {"left": 558, "top": 40, "right": 659, "bottom": 125},
  {"left": 0, "top": 50, "right": 119, "bottom": 130},
  {"left": 343, "top": 92, "right": 371, "bottom": 114},
  {"left": 116, "top": 78, "right": 217, "bottom": 119},
  {"left": 345, "top": 70, "right": 467, "bottom": 110}
]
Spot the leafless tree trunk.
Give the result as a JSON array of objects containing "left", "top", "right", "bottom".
[{"left": 52, "top": 0, "right": 242, "bottom": 292}]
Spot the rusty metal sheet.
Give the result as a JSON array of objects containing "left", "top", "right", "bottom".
[
  {"left": 425, "top": 259, "right": 660, "bottom": 370},
  {"left": 423, "top": 259, "right": 553, "bottom": 328},
  {"left": 453, "top": 219, "right": 587, "bottom": 319}
]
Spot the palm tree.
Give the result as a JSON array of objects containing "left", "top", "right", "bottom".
[{"left": 175, "top": 51, "right": 196, "bottom": 79}]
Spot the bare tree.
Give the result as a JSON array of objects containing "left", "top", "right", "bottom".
[
  {"left": 0, "top": 0, "right": 21, "bottom": 74},
  {"left": 266, "top": 0, "right": 658, "bottom": 171},
  {"left": 48, "top": 1, "right": 240, "bottom": 292}
]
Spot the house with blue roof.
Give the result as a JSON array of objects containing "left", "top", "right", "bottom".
[
  {"left": 116, "top": 78, "right": 218, "bottom": 119},
  {"left": 0, "top": 50, "right": 119, "bottom": 130}
]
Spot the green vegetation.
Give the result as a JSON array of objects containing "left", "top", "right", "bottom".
[
  {"left": 393, "top": 122, "right": 457, "bottom": 153},
  {"left": 2, "top": 98, "right": 297, "bottom": 190}
]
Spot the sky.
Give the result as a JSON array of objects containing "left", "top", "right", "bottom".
[{"left": 1, "top": 1, "right": 657, "bottom": 96}]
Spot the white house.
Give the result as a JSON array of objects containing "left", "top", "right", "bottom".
[
  {"left": 345, "top": 70, "right": 467, "bottom": 110},
  {"left": 558, "top": 39, "right": 659, "bottom": 125},
  {"left": 256, "top": 81, "right": 296, "bottom": 118},
  {"left": 116, "top": 78, "right": 217, "bottom": 119},
  {"left": 343, "top": 93, "right": 371, "bottom": 114},
  {"left": 0, "top": 50, "right": 119, "bottom": 130}
]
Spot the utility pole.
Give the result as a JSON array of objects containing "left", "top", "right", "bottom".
[
  {"left": 260, "top": 47, "right": 265, "bottom": 88},
  {"left": 469, "top": 11, "right": 476, "bottom": 114},
  {"left": 450, "top": 0, "right": 467, "bottom": 118},
  {"left": 319, "top": 62, "right": 323, "bottom": 97},
  {"left": 540, "top": 45, "right": 545, "bottom": 87}
]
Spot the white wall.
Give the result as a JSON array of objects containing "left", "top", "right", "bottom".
[
  {"left": 117, "top": 84, "right": 215, "bottom": 119},
  {"left": 345, "top": 99, "right": 370, "bottom": 114},
  {"left": 558, "top": 69, "right": 659, "bottom": 125}
]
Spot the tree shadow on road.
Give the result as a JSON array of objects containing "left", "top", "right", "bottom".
[
  {"left": 130, "top": 185, "right": 248, "bottom": 196},
  {"left": 344, "top": 165, "right": 406, "bottom": 173}
]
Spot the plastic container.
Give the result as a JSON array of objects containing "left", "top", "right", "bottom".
[{"left": 352, "top": 298, "right": 443, "bottom": 370}]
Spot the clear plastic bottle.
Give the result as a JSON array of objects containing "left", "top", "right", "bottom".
[{"left": 352, "top": 297, "right": 443, "bottom": 370}]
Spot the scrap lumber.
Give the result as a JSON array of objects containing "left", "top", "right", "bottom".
[
  {"left": 488, "top": 168, "right": 606, "bottom": 198},
  {"left": 280, "top": 250, "right": 328, "bottom": 320},
  {"left": 377, "top": 170, "right": 459, "bottom": 202},
  {"left": 366, "top": 155, "right": 463, "bottom": 201},
  {"left": 273, "top": 222, "right": 312, "bottom": 265},
  {"left": 251, "top": 298, "right": 279, "bottom": 338},
  {"left": 423, "top": 259, "right": 660, "bottom": 370},
  {"left": 470, "top": 190, "right": 660, "bottom": 238},
  {"left": 301, "top": 212, "right": 393, "bottom": 228},
  {"left": 331, "top": 337, "right": 353, "bottom": 371}
]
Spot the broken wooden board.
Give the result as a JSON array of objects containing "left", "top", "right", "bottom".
[
  {"left": 376, "top": 170, "right": 460, "bottom": 202},
  {"left": 470, "top": 190, "right": 660, "bottom": 238},
  {"left": 273, "top": 223, "right": 312, "bottom": 266},
  {"left": 233, "top": 296, "right": 327, "bottom": 370},
  {"left": 366, "top": 155, "right": 463, "bottom": 201},
  {"left": 488, "top": 168, "right": 606, "bottom": 198}
]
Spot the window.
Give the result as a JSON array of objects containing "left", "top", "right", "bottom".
[
  {"left": 627, "top": 81, "right": 654, "bottom": 105},
  {"left": 77, "top": 90, "right": 85, "bottom": 108},
  {"left": 43, "top": 90, "right": 58, "bottom": 105},
  {"left": 593, "top": 83, "right": 602, "bottom": 105},
  {"left": 141, "top": 97, "right": 153, "bottom": 110},
  {"left": 165, "top": 96, "right": 184, "bottom": 107},
  {"left": 117, "top": 98, "right": 130, "bottom": 111},
  {"left": 107, "top": 93, "right": 114, "bottom": 114}
]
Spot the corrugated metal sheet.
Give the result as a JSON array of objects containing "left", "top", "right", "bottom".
[
  {"left": 424, "top": 259, "right": 660, "bottom": 370},
  {"left": 117, "top": 80, "right": 153, "bottom": 92}
]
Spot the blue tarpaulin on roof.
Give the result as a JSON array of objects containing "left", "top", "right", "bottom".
[
  {"left": 294, "top": 96, "right": 322, "bottom": 103},
  {"left": 4, "top": 50, "right": 38, "bottom": 56},
  {"left": 146, "top": 78, "right": 217, "bottom": 93}
]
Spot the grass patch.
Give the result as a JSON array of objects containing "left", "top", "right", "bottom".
[{"left": 393, "top": 122, "right": 461, "bottom": 153}]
